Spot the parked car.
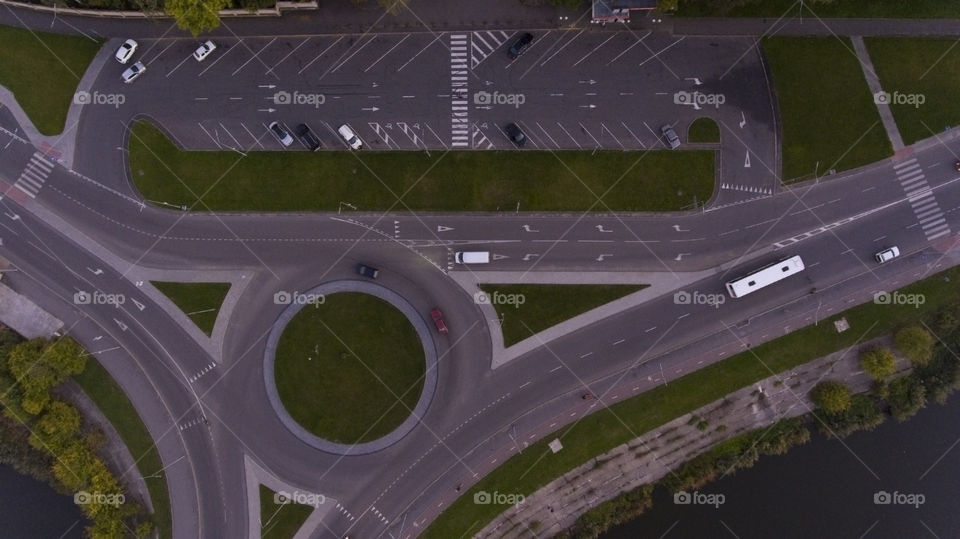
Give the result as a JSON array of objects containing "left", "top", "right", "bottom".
[
  {"left": 875, "top": 246, "right": 900, "bottom": 263},
  {"left": 115, "top": 39, "right": 138, "bottom": 64},
  {"left": 121, "top": 61, "right": 146, "bottom": 84},
  {"left": 660, "top": 124, "right": 681, "bottom": 149},
  {"left": 504, "top": 123, "right": 526, "bottom": 147},
  {"left": 356, "top": 263, "right": 379, "bottom": 279},
  {"left": 193, "top": 40, "right": 217, "bottom": 62},
  {"left": 430, "top": 308, "right": 448, "bottom": 334},
  {"left": 508, "top": 32, "right": 533, "bottom": 59},
  {"left": 269, "top": 121, "right": 294, "bottom": 147},
  {"left": 455, "top": 251, "right": 490, "bottom": 264},
  {"left": 295, "top": 124, "right": 321, "bottom": 151},
  {"left": 338, "top": 124, "right": 363, "bottom": 150}
]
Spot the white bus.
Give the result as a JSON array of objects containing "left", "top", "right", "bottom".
[{"left": 725, "top": 256, "right": 805, "bottom": 298}]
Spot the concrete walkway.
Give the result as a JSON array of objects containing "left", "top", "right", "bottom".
[{"left": 851, "top": 35, "right": 904, "bottom": 152}]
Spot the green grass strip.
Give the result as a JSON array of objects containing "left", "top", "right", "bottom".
[{"left": 151, "top": 282, "right": 230, "bottom": 336}]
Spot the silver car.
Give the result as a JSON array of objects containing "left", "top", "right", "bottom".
[
  {"left": 121, "top": 61, "right": 146, "bottom": 84},
  {"left": 660, "top": 124, "right": 681, "bottom": 149}
]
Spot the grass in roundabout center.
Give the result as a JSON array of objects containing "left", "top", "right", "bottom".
[
  {"left": 260, "top": 485, "right": 312, "bottom": 539},
  {"left": 478, "top": 284, "right": 648, "bottom": 347},
  {"left": 127, "top": 120, "right": 715, "bottom": 212},
  {"left": 0, "top": 25, "right": 102, "bottom": 135},
  {"left": 151, "top": 282, "right": 230, "bottom": 336},
  {"left": 273, "top": 292, "right": 425, "bottom": 444}
]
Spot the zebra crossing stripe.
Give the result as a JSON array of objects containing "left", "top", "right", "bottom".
[
  {"left": 14, "top": 152, "right": 55, "bottom": 198},
  {"left": 893, "top": 161, "right": 950, "bottom": 241}
]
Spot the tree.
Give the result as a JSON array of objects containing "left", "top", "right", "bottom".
[
  {"left": 378, "top": 0, "right": 409, "bottom": 15},
  {"left": 810, "top": 381, "right": 852, "bottom": 414},
  {"left": 7, "top": 338, "right": 85, "bottom": 414},
  {"left": 30, "top": 400, "right": 82, "bottom": 454},
  {"left": 887, "top": 376, "right": 926, "bottom": 421},
  {"left": 860, "top": 348, "right": 897, "bottom": 381},
  {"left": 165, "top": 0, "right": 230, "bottom": 37},
  {"left": 894, "top": 325, "right": 934, "bottom": 366}
]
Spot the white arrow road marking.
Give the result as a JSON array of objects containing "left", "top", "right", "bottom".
[
  {"left": 739, "top": 111, "right": 747, "bottom": 128},
  {"left": 114, "top": 319, "right": 128, "bottom": 331},
  {"left": 595, "top": 225, "right": 612, "bottom": 232},
  {"left": 596, "top": 254, "right": 613, "bottom": 261},
  {"left": 675, "top": 253, "right": 691, "bottom": 261},
  {"left": 437, "top": 225, "right": 454, "bottom": 232},
  {"left": 673, "top": 225, "right": 689, "bottom": 232},
  {"left": 744, "top": 151, "right": 751, "bottom": 168},
  {"left": 492, "top": 254, "right": 509, "bottom": 260},
  {"left": 5, "top": 212, "right": 19, "bottom": 220},
  {"left": 522, "top": 225, "right": 539, "bottom": 232},
  {"left": 86, "top": 267, "right": 103, "bottom": 275},
  {"left": 522, "top": 254, "right": 539, "bottom": 261},
  {"left": 131, "top": 298, "right": 146, "bottom": 311}
]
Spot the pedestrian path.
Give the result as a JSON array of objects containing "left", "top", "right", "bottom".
[
  {"left": 14, "top": 151, "right": 54, "bottom": 198},
  {"left": 894, "top": 158, "right": 951, "bottom": 241},
  {"left": 450, "top": 34, "right": 469, "bottom": 148},
  {"left": 852, "top": 36, "right": 904, "bottom": 152}
]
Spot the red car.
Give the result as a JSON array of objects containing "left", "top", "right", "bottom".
[{"left": 430, "top": 308, "right": 448, "bottom": 334}]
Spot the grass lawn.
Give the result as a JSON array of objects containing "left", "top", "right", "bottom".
[
  {"left": 865, "top": 38, "right": 960, "bottom": 145},
  {"left": 0, "top": 25, "right": 101, "bottom": 135},
  {"left": 128, "top": 121, "right": 715, "bottom": 212},
  {"left": 151, "top": 282, "right": 230, "bottom": 336},
  {"left": 73, "top": 360, "right": 171, "bottom": 539},
  {"left": 424, "top": 266, "right": 960, "bottom": 538},
  {"left": 273, "top": 293, "right": 424, "bottom": 443},
  {"left": 763, "top": 37, "right": 891, "bottom": 182},
  {"left": 677, "top": 0, "right": 960, "bottom": 18},
  {"left": 478, "top": 284, "right": 647, "bottom": 347},
  {"left": 260, "top": 485, "right": 312, "bottom": 539},
  {"left": 687, "top": 117, "right": 721, "bottom": 143}
]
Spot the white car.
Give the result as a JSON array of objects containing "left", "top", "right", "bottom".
[
  {"left": 115, "top": 39, "right": 138, "bottom": 64},
  {"left": 121, "top": 61, "right": 146, "bottom": 84},
  {"left": 875, "top": 246, "right": 900, "bottom": 263},
  {"left": 338, "top": 124, "right": 362, "bottom": 150},
  {"left": 269, "top": 121, "right": 294, "bottom": 147},
  {"left": 193, "top": 40, "right": 217, "bottom": 62}
]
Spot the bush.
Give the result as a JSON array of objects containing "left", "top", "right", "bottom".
[
  {"left": 894, "top": 325, "right": 934, "bottom": 366},
  {"left": 810, "top": 381, "right": 852, "bottom": 414},
  {"left": 860, "top": 347, "right": 897, "bottom": 381},
  {"left": 818, "top": 393, "right": 885, "bottom": 437},
  {"left": 887, "top": 376, "right": 926, "bottom": 421}
]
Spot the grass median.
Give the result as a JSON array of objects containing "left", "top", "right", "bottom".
[
  {"left": 260, "top": 485, "right": 312, "bottom": 539},
  {"left": 424, "top": 266, "right": 960, "bottom": 537},
  {"left": 866, "top": 38, "right": 960, "bottom": 146},
  {"left": 128, "top": 121, "right": 714, "bottom": 212},
  {"left": 0, "top": 25, "right": 101, "bottom": 135},
  {"left": 273, "top": 293, "right": 424, "bottom": 444},
  {"left": 763, "top": 37, "right": 891, "bottom": 182},
  {"left": 677, "top": 0, "right": 960, "bottom": 18},
  {"left": 73, "top": 360, "right": 171, "bottom": 538},
  {"left": 479, "top": 284, "right": 647, "bottom": 347},
  {"left": 152, "top": 282, "right": 230, "bottom": 336}
]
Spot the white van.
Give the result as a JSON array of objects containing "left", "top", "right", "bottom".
[{"left": 455, "top": 251, "right": 490, "bottom": 264}]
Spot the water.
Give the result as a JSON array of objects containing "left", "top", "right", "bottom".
[
  {"left": 0, "top": 465, "right": 85, "bottom": 538},
  {"left": 603, "top": 396, "right": 960, "bottom": 538}
]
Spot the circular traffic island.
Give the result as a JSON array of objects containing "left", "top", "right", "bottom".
[{"left": 273, "top": 292, "right": 425, "bottom": 445}]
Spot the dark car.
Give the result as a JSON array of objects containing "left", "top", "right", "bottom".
[
  {"left": 295, "top": 123, "right": 321, "bottom": 151},
  {"left": 508, "top": 32, "right": 533, "bottom": 59},
  {"left": 430, "top": 308, "right": 448, "bottom": 334},
  {"left": 356, "top": 263, "right": 379, "bottom": 279},
  {"left": 505, "top": 123, "right": 526, "bottom": 147}
]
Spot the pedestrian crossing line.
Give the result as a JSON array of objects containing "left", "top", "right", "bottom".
[
  {"left": 720, "top": 183, "right": 773, "bottom": 195},
  {"left": 14, "top": 152, "right": 55, "bottom": 198},
  {"left": 893, "top": 161, "right": 950, "bottom": 242},
  {"left": 450, "top": 34, "right": 470, "bottom": 148}
]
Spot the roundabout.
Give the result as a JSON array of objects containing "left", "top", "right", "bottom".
[{"left": 263, "top": 280, "right": 438, "bottom": 455}]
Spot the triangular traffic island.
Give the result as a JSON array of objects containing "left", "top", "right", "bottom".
[
  {"left": 151, "top": 282, "right": 230, "bottom": 336},
  {"left": 260, "top": 485, "right": 313, "bottom": 539}
]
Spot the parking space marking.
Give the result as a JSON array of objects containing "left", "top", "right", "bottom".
[
  {"left": 572, "top": 33, "right": 617, "bottom": 67},
  {"left": 145, "top": 39, "right": 177, "bottom": 66},
  {"left": 232, "top": 37, "right": 277, "bottom": 76},
  {"left": 515, "top": 120, "right": 542, "bottom": 149},
  {"left": 579, "top": 122, "right": 601, "bottom": 148},
  {"left": 199, "top": 40, "right": 239, "bottom": 76},
  {"left": 240, "top": 123, "right": 265, "bottom": 149},
  {"left": 364, "top": 34, "right": 410, "bottom": 73},
  {"left": 536, "top": 28, "right": 584, "bottom": 68},
  {"left": 320, "top": 121, "right": 349, "bottom": 149},
  {"left": 265, "top": 37, "right": 311, "bottom": 76},
  {"left": 638, "top": 37, "right": 685, "bottom": 69},
  {"left": 198, "top": 123, "right": 222, "bottom": 149},
  {"left": 620, "top": 122, "right": 645, "bottom": 148},
  {"left": 506, "top": 31, "right": 549, "bottom": 70},
  {"left": 299, "top": 36, "right": 343, "bottom": 74},
  {"left": 471, "top": 30, "right": 512, "bottom": 69},
  {"left": 472, "top": 123, "right": 494, "bottom": 149},
  {"left": 165, "top": 52, "right": 194, "bottom": 78},
  {"left": 600, "top": 123, "right": 625, "bottom": 149},
  {"left": 396, "top": 122, "right": 425, "bottom": 148},
  {"left": 606, "top": 31, "right": 650, "bottom": 65},
  {"left": 556, "top": 123, "right": 581, "bottom": 148},
  {"left": 218, "top": 122, "right": 244, "bottom": 151},
  {"left": 397, "top": 33, "right": 444, "bottom": 72},
  {"left": 424, "top": 122, "right": 448, "bottom": 150},
  {"left": 330, "top": 35, "right": 377, "bottom": 74},
  {"left": 368, "top": 122, "right": 399, "bottom": 149},
  {"left": 535, "top": 122, "right": 561, "bottom": 149}
]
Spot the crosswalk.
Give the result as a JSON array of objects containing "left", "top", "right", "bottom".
[
  {"left": 450, "top": 34, "right": 469, "bottom": 148},
  {"left": 15, "top": 152, "right": 54, "bottom": 198},
  {"left": 893, "top": 158, "right": 950, "bottom": 241},
  {"left": 471, "top": 30, "right": 512, "bottom": 69}
]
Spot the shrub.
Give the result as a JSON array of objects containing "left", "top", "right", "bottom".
[
  {"left": 894, "top": 325, "right": 934, "bottom": 366},
  {"left": 810, "top": 380, "right": 852, "bottom": 414}
]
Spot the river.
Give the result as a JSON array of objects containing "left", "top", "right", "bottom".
[
  {"left": 604, "top": 394, "right": 960, "bottom": 538},
  {"left": 0, "top": 465, "right": 85, "bottom": 538}
]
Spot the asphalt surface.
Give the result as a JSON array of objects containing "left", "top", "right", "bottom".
[{"left": 2, "top": 10, "right": 960, "bottom": 539}]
